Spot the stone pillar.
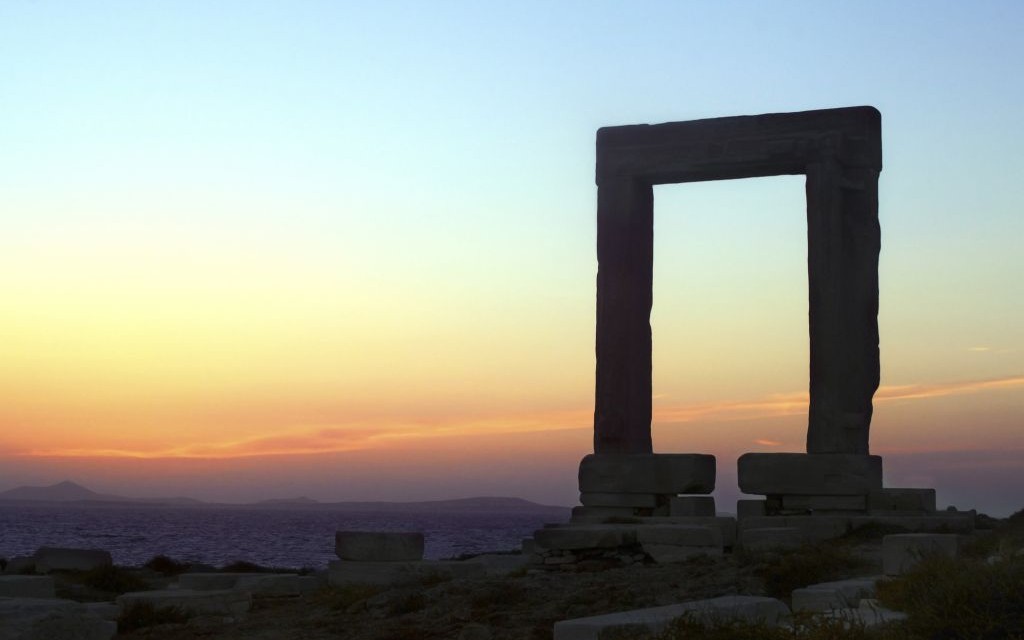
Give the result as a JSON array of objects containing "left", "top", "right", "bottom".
[
  {"left": 805, "top": 161, "right": 881, "bottom": 454},
  {"left": 594, "top": 176, "right": 654, "bottom": 454}
]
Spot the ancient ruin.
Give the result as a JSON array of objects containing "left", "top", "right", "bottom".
[
  {"left": 594, "top": 106, "right": 881, "bottom": 456},
  {"left": 531, "top": 107, "right": 972, "bottom": 569}
]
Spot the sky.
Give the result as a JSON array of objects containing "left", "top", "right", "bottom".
[{"left": 1, "top": 1, "right": 1022, "bottom": 515}]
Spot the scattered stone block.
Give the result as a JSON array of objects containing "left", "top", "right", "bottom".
[
  {"left": 741, "top": 527, "right": 803, "bottom": 551},
  {"left": 578, "top": 454, "right": 715, "bottom": 494},
  {"left": 669, "top": 496, "right": 715, "bottom": 517},
  {"left": 33, "top": 547, "right": 112, "bottom": 573},
  {"left": 326, "top": 559, "right": 485, "bottom": 586},
  {"left": 533, "top": 525, "right": 637, "bottom": 550},
  {"left": 580, "top": 492, "right": 659, "bottom": 508},
  {"left": 738, "top": 453, "right": 882, "bottom": 496},
  {"left": 636, "top": 525, "right": 722, "bottom": 547},
  {"left": 117, "top": 588, "right": 252, "bottom": 618},
  {"left": 780, "top": 495, "right": 867, "bottom": 512},
  {"left": 737, "top": 499, "right": 766, "bottom": 518},
  {"left": 791, "top": 577, "right": 879, "bottom": 612},
  {"left": 643, "top": 544, "right": 723, "bottom": 564},
  {"left": 883, "top": 533, "right": 959, "bottom": 575},
  {"left": 0, "top": 576, "right": 56, "bottom": 598},
  {"left": 868, "top": 488, "right": 936, "bottom": 513},
  {"left": 335, "top": 531, "right": 424, "bottom": 562},
  {"left": 0, "top": 597, "right": 116, "bottom": 640},
  {"left": 553, "top": 595, "right": 790, "bottom": 640}
]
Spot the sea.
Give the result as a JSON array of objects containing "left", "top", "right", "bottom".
[{"left": 0, "top": 503, "right": 571, "bottom": 569}]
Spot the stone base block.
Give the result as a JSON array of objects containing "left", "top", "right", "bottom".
[
  {"left": 643, "top": 544, "right": 723, "bottom": 564},
  {"left": 791, "top": 577, "right": 880, "bottom": 612},
  {"left": 738, "top": 453, "right": 882, "bottom": 496},
  {"left": 335, "top": 531, "right": 424, "bottom": 562},
  {"left": 636, "top": 525, "right": 722, "bottom": 547},
  {"left": 868, "top": 488, "right": 936, "bottom": 513},
  {"left": 117, "top": 589, "right": 252, "bottom": 618},
  {"left": 779, "top": 495, "right": 867, "bottom": 512},
  {"left": 578, "top": 454, "right": 715, "bottom": 494},
  {"left": 669, "top": 496, "right": 715, "bottom": 517},
  {"left": 741, "top": 527, "right": 802, "bottom": 551},
  {"left": 327, "top": 560, "right": 485, "bottom": 586},
  {"left": 533, "top": 525, "right": 637, "bottom": 550},
  {"left": 33, "top": 547, "right": 112, "bottom": 573},
  {"left": 0, "top": 575, "right": 55, "bottom": 598},
  {"left": 737, "top": 499, "right": 766, "bottom": 519},
  {"left": 579, "top": 492, "right": 659, "bottom": 508},
  {"left": 552, "top": 516, "right": 737, "bottom": 547},
  {"left": 883, "top": 533, "right": 959, "bottom": 575},
  {"left": 553, "top": 595, "right": 790, "bottom": 640},
  {"left": 571, "top": 506, "right": 641, "bottom": 521},
  {"left": 740, "top": 512, "right": 974, "bottom": 545}
]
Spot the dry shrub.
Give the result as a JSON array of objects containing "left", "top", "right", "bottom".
[{"left": 876, "top": 552, "right": 1024, "bottom": 639}]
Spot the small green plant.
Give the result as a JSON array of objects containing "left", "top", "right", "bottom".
[
  {"left": 143, "top": 554, "right": 191, "bottom": 576},
  {"left": 117, "top": 601, "right": 189, "bottom": 632},
  {"left": 80, "top": 564, "right": 147, "bottom": 594}
]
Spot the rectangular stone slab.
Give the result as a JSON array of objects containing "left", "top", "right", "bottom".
[
  {"left": 737, "top": 453, "right": 882, "bottom": 496},
  {"left": 669, "top": 496, "right": 716, "bottom": 517},
  {"left": 578, "top": 454, "right": 715, "bottom": 494},
  {"left": 781, "top": 495, "right": 867, "bottom": 512},
  {"left": 579, "top": 492, "right": 660, "bottom": 508},
  {"left": 868, "top": 488, "right": 936, "bottom": 513}
]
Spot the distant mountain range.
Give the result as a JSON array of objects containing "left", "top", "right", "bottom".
[{"left": 0, "top": 481, "right": 569, "bottom": 512}]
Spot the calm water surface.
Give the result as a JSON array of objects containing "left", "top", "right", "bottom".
[{"left": 0, "top": 504, "right": 570, "bottom": 568}]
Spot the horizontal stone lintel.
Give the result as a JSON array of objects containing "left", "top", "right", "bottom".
[
  {"left": 738, "top": 453, "right": 883, "bottom": 496},
  {"left": 597, "top": 106, "right": 882, "bottom": 185}
]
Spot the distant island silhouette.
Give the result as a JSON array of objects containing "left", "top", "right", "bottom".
[{"left": 0, "top": 480, "right": 569, "bottom": 512}]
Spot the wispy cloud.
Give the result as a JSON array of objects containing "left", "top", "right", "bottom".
[{"left": 18, "top": 375, "right": 1023, "bottom": 460}]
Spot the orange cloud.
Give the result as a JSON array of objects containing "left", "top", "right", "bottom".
[{"left": 17, "top": 374, "right": 1022, "bottom": 460}]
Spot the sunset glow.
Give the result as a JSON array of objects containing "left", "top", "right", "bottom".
[{"left": 1, "top": 2, "right": 1022, "bottom": 515}]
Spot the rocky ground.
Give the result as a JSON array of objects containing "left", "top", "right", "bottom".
[
  {"left": 4, "top": 512, "right": 1022, "bottom": 640},
  {"left": 27, "top": 537, "right": 881, "bottom": 639}
]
